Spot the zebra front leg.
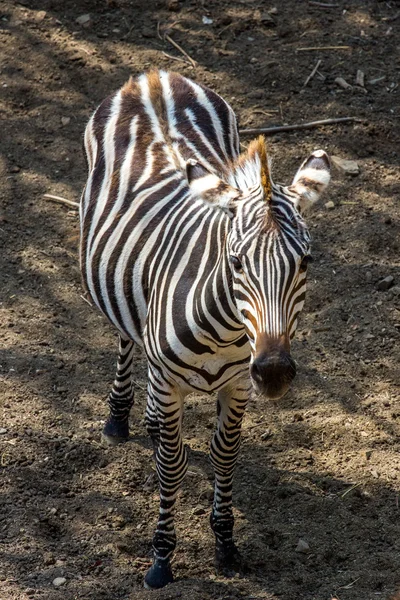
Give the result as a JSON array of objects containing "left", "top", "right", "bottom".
[
  {"left": 210, "top": 381, "right": 249, "bottom": 576},
  {"left": 102, "top": 335, "right": 135, "bottom": 445},
  {"left": 144, "top": 382, "right": 187, "bottom": 590}
]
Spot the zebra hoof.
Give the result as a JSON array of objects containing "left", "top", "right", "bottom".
[
  {"left": 101, "top": 418, "right": 129, "bottom": 446},
  {"left": 144, "top": 559, "right": 174, "bottom": 589},
  {"left": 215, "top": 542, "right": 243, "bottom": 578}
]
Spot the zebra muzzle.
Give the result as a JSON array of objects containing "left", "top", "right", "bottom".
[{"left": 250, "top": 336, "right": 296, "bottom": 399}]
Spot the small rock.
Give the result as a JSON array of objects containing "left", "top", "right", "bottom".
[
  {"left": 52, "top": 577, "right": 66, "bottom": 588},
  {"left": 200, "top": 488, "right": 214, "bottom": 501},
  {"left": 34, "top": 10, "right": 47, "bottom": 22},
  {"left": 248, "top": 89, "right": 263, "bottom": 99},
  {"left": 202, "top": 16, "right": 213, "bottom": 25},
  {"left": 376, "top": 275, "right": 394, "bottom": 291},
  {"left": 61, "top": 117, "right": 70, "bottom": 126},
  {"left": 325, "top": 200, "right": 335, "bottom": 210},
  {"left": 390, "top": 286, "right": 400, "bottom": 296},
  {"left": 9, "top": 165, "right": 20, "bottom": 173},
  {"left": 192, "top": 505, "right": 206, "bottom": 516},
  {"left": 75, "top": 14, "right": 91, "bottom": 27},
  {"left": 141, "top": 26, "right": 153, "bottom": 38},
  {"left": 365, "top": 271, "right": 372, "bottom": 283},
  {"left": 365, "top": 450, "right": 372, "bottom": 460},
  {"left": 331, "top": 156, "right": 360, "bottom": 176},
  {"left": 260, "top": 429, "right": 272, "bottom": 440},
  {"left": 371, "top": 469, "right": 379, "bottom": 479},
  {"left": 295, "top": 539, "right": 310, "bottom": 553},
  {"left": 166, "top": 0, "right": 180, "bottom": 11},
  {"left": 43, "top": 552, "right": 55, "bottom": 566},
  {"left": 0, "top": 428, "right": 8, "bottom": 435}
]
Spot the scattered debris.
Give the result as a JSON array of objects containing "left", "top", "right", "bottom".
[
  {"left": 331, "top": 156, "right": 360, "bottom": 175},
  {"left": 295, "top": 539, "right": 310, "bottom": 553},
  {"left": 335, "top": 76, "right": 353, "bottom": 90},
  {"left": 376, "top": 276, "right": 394, "bottom": 291}
]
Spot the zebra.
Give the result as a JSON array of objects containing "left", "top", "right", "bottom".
[{"left": 80, "top": 69, "right": 331, "bottom": 589}]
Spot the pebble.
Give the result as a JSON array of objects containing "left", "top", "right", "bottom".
[
  {"left": 9, "top": 165, "right": 20, "bottom": 173},
  {"left": 61, "top": 117, "right": 70, "bottom": 126},
  {"left": 365, "top": 271, "right": 372, "bottom": 283},
  {"left": 376, "top": 275, "right": 394, "bottom": 291},
  {"left": 295, "top": 539, "right": 310, "bottom": 553},
  {"left": 52, "top": 577, "right": 66, "bottom": 587},
  {"left": 331, "top": 156, "right": 360, "bottom": 176},
  {"left": 76, "top": 14, "right": 91, "bottom": 27},
  {"left": 390, "top": 286, "right": 400, "bottom": 296},
  {"left": 192, "top": 505, "right": 206, "bottom": 515},
  {"left": 0, "top": 428, "right": 8, "bottom": 435},
  {"left": 325, "top": 200, "right": 335, "bottom": 210}
]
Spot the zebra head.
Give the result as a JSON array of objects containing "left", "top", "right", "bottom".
[{"left": 187, "top": 137, "right": 330, "bottom": 399}]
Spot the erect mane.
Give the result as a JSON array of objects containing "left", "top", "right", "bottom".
[{"left": 228, "top": 135, "right": 272, "bottom": 198}]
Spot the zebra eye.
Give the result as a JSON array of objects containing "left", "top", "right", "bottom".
[
  {"left": 299, "top": 254, "right": 313, "bottom": 273},
  {"left": 230, "top": 256, "right": 243, "bottom": 272}
]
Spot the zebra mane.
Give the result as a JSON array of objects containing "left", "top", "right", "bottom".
[{"left": 228, "top": 136, "right": 272, "bottom": 198}]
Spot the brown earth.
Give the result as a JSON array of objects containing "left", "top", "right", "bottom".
[{"left": 0, "top": 1, "right": 400, "bottom": 599}]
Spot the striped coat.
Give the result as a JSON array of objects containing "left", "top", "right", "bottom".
[{"left": 80, "top": 69, "right": 331, "bottom": 589}]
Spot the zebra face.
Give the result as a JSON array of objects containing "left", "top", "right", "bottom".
[
  {"left": 227, "top": 205, "right": 311, "bottom": 400},
  {"left": 187, "top": 140, "right": 330, "bottom": 400}
]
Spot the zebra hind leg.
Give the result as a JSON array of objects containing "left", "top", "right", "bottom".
[
  {"left": 209, "top": 383, "right": 249, "bottom": 576},
  {"left": 102, "top": 336, "right": 135, "bottom": 445},
  {"left": 144, "top": 380, "right": 187, "bottom": 589}
]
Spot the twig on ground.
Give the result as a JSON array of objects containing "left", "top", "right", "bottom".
[
  {"left": 162, "top": 51, "right": 191, "bottom": 65},
  {"left": 308, "top": 1, "right": 340, "bottom": 7},
  {"left": 43, "top": 194, "right": 79, "bottom": 209},
  {"left": 303, "top": 59, "right": 322, "bottom": 87},
  {"left": 164, "top": 33, "right": 197, "bottom": 68},
  {"left": 80, "top": 294, "right": 93, "bottom": 307},
  {"left": 239, "top": 116, "right": 360, "bottom": 136},
  {"left": 297, "top": 45, "right": 351, "bottom": 51},
  {"left": 341, "top": 482, "right": 361, "bottom": 498}
]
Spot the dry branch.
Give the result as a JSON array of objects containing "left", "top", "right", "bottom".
[
  {"left": 164, "top": 33, "right": 197, "bottom": 68},
  {"left": 297, "top": 45, "right": 351, "bottom": 51},
  {"left": 239, "top": 116, "right": 360, "bottom": 136},
  {"left": 43, "top": 194, "right": 79, "bottom": 209}
]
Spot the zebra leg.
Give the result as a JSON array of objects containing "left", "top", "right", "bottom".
[
  {"left": 144, "top": 382, "right": 187, "bottom": 590},
  {"left": 210, "top": 381, "right": 249, "bottom": 576},
  {"left": 102, "top": 335, "right": 135, "bottom": 445}
]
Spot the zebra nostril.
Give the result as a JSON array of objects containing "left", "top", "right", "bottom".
[{"left": 251, "top": 360, "right": 263, "bottom": 384}]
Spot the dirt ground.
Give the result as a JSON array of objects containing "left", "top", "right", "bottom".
[{"left": 1, "top": 0, "right": 400, "bottom": 599}]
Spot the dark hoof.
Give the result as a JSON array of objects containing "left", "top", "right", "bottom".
[
  {"left": 144, "top": 559, "right": 174, "bottom": 589},
  {"left": 215, "top": 542, "right": 243, "bottom": 577},
  {"left": 101, "top": 417, "right": 129, "bottom": 446}
]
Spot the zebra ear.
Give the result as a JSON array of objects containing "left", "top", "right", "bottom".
[
  {"left": 289, "top": 150, "right": 331, "bottom": 213},
  {"left": 186, "top": 159, "right": 241, "bottom": 216}
]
